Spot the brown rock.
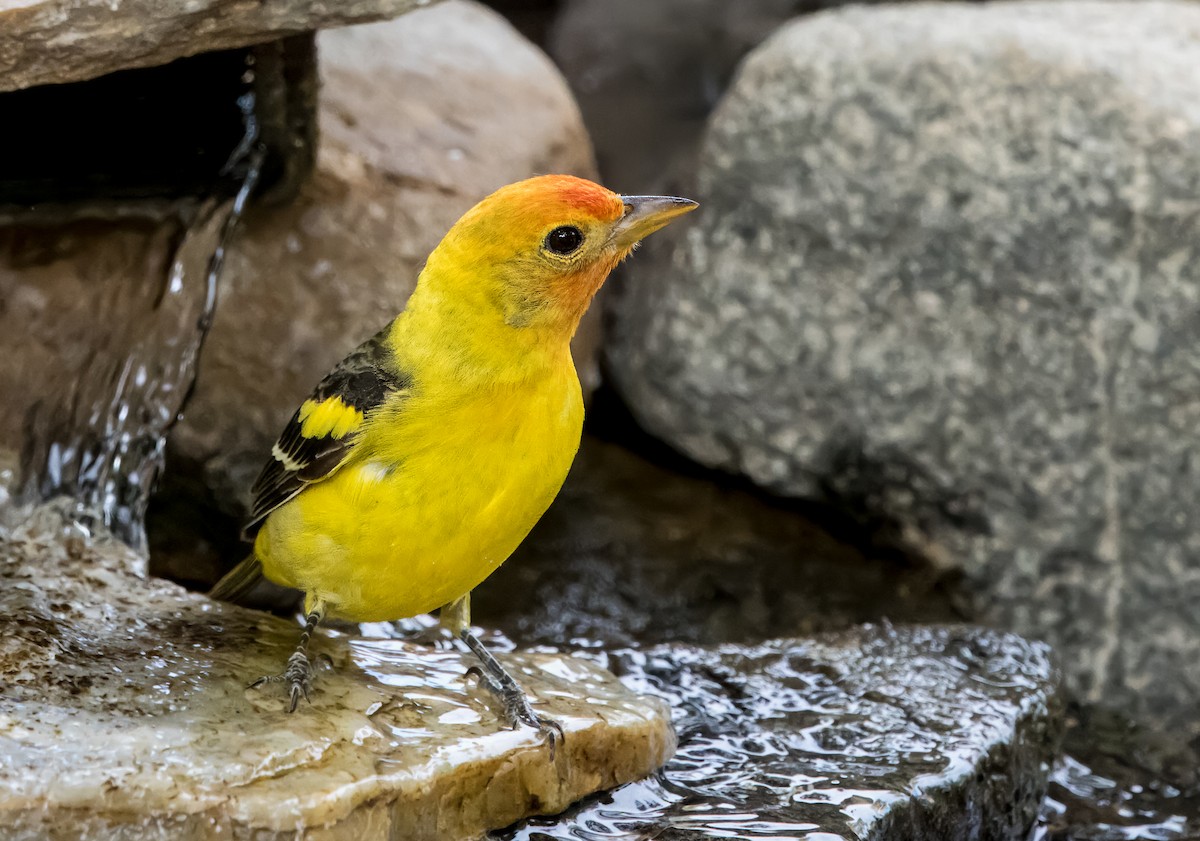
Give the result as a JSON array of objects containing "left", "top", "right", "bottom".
[
  {"left": 169, "top": 0, "right": 600, "bottom": 521},
  {"left": 0, "top": 501, "right": 675, "bottom": 839},
  {"left": 0, "top": 0, "right": 432, "bottom": 93}
]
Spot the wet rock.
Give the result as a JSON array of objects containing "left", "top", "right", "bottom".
[
  {"left": 0, "top": 0, "right": 432, "bottom": 93},
  {"left": 167, "top": 0, "right": 599, "bottom": 537},
  {"left": 0, "top": 502, "right": 674, "bottom": 839},
  {"left": 504, "top": 624, "right": 1061, "bottom": 839},
  {"left": 1036, "top": 706, "right": 1200, "bottom": 839},
  {"left": 606, "top": 1, "right": 1200, "bottom": 736}
]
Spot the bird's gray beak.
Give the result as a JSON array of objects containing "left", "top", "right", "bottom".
[{"left": 612, "top": 195, "right": 699, "bottom": 249}]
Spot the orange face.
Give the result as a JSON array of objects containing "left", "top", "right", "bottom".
[{"left": 430, "top": 175, "right": 697, "bottom": 334}]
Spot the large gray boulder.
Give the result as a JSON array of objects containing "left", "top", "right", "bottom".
[{"left": 607, "top": 1, "right": 1200, "bottom": 735}]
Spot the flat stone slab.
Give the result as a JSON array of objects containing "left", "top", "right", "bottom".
[
  {"left": 0, "top": 0, "right": 434, "bottom": 93},
  {"left": 513, "top": 625, "right": 1061, "bottom": 840},
  {"left": 0, "top": 502, "right": 674, "bottom": 840}
]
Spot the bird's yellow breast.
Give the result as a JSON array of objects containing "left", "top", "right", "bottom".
[{"left": 254, "top": 365, "right": 583, "bottom": 623}]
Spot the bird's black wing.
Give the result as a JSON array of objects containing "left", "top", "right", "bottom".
[{"left": 242, "top": 323, "right": 411, "bottom": 540}]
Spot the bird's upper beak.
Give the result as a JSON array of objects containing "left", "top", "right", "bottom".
[{"left": 611, "top": 195, "right": 699, "bottom": 249}]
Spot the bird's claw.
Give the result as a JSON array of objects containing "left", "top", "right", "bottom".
[
  {"left": 498, "top": 682, "right": 564, "bottom": 760},
  {"left": 457, "top": 623, "right": 564, "bottom": 759},
  {"left": 464, "top": 664, "right": 563, "bottom": 757},
  {"left": 535, "top": 717, "right": 565, "bottom": 760},
  {"left": 249, "top": 650, "right": 314, "bottom": 713}
]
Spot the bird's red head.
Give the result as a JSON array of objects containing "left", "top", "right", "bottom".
[{"left": 425, "top": 174, "right": 697, "bottom": 337}]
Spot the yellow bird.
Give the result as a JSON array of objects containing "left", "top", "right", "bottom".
[{"left": 210, "top": 175, "right": 697, "bottom": 747}]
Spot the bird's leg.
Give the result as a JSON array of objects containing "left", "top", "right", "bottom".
[
  {"left": 441, "top": 593, "right": 563, "bottom": 758},
  {"left": 251, "top": 597, "right": 326, "bottom": 712}
]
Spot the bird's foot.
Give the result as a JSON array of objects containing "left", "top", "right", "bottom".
[
  {"left": 448, "top": 597, "right": 564, "bottom": 759},
  {"left": 250, "top": 649, "right": 314, "bottom": 712},
  {"left": 466, "top": 665, "right": 564, "bottom": 759}
]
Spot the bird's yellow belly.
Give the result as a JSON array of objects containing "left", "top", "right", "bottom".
[{"left": 254, "top": 382, "right": 582, "bottom": 622}]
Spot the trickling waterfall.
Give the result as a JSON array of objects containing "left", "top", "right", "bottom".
[{"left": 8, "top": 99, "right": 264, "bottom": 553}]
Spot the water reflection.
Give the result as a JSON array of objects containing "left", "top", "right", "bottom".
[
  {"left": 1033, "top": 737, "right": 1199, "bottom": 841},
  {"left": 492, "top": 637, "right": 1198, "bottom": 841}
]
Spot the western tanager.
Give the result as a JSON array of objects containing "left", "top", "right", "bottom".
[{"left": 210, "top": 174, "right": 697, "bottom": 750}]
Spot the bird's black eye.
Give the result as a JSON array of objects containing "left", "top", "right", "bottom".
[{"left": 545, "top": 226, "right": 584, "bottom": 255}]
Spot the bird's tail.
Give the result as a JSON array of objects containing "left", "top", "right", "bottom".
[{"left": 208, "top": 554, "right": 264, "bottom": 604}]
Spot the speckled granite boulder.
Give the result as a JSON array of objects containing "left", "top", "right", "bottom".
[
  {"left": 607, "top": 1, "right": 1200, "bottom": 735},
  {"left": 0, "top": 502, "right": 673, "bottom": 840}
]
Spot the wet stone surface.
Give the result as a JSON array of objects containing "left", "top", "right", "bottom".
[
  {"left": 0, "top": 502, "right": 674, "bottom": 840},
  {"left": 495, "top": 625, "right": 1061, "bottom": 840},
  {"left": 1033, "top": 706, "right": 1200, "bottom": 841}
]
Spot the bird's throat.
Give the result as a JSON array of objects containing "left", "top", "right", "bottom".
[{"left": 391, "top": 289, "right": 573, "bottom": 391}]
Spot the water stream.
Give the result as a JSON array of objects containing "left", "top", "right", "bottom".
[{"left": 8, "top": 107, "right": 263, "bottom": 553}]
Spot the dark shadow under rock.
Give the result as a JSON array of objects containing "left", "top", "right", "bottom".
[{"left": 474, "top": 434, "right": 962, "bottom": 648}]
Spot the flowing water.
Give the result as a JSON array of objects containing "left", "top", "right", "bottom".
[
  {"left": 490, "top": 653, "right": 1200, "bottom": 841},
  {"left": 5, "top": 106, "right": 263, "bottom": 553},
  {"left": 498, "top": 631, "right": 1054, "bottom": 841},
  {"left": 359, "top": 618, "right": 1199, "bottom": 841}
]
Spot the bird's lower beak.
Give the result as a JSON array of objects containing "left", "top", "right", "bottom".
[{"left": 612, "top": 195, "right": 699, "bottom": 249}]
